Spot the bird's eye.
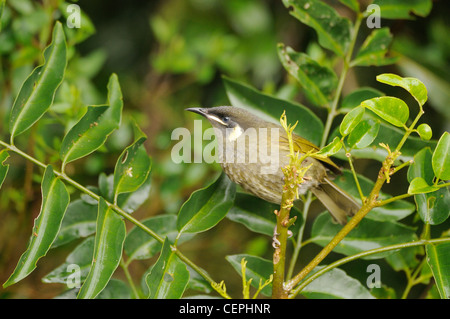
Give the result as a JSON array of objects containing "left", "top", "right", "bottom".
[{"left": 223, "top": 116, "right": 230, "bottom": 123}]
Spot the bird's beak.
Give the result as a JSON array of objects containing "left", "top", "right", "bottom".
[
  {"left": 185, "top": 107, "right": 227, "bottom": 126},
  {"left": 185, "top": 107, "right": 208, "bottom": 117}
]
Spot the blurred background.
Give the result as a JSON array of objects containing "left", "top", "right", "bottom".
[{"left": 0, "top": 0, "right": 449, "bottom": 298}]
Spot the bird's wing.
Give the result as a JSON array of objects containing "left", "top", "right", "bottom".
[{"left": 280, "top": 133, "right": 341, "bottom": 173}]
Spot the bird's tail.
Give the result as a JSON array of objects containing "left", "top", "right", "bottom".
[{"left": 311, "top": 177, "right": 360, "bottom": 225}]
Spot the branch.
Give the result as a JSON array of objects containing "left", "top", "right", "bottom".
[
  {"left": 289, "top": 237, "right": 450, "bottom": 298},
  {"left": 0, "top": 139, "right": 223, "bottom": 297}
]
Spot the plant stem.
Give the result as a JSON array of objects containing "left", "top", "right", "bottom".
[
  {"left": 0, "top": 139, "right": 221, "bottom": 296},
  {"left": 375, "top": 193, "right": 414, "bottom": 206},
  {"left": 120, "top": 259, "right": 141, "bottom": 299},
  {"left": 320, "top": 13, "right": 363, "bottom": 148},
  {"left": 289, "top": 237, "right": 450, "bottom": 298},
  {"left": 286, "top": 191, "right": 313, "bottom": 280}
]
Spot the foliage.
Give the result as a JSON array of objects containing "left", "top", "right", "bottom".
[{"left": 0, "top": 0, "right": 449, "bottom": 300}]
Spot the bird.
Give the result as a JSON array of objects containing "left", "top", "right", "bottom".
[{"left": 186, "top": 106, "right": 360, "bottom": 225}]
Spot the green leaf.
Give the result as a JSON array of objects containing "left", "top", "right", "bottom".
[
  {"left": 338, "top": 0, "right": 359, "bottom": 12},
  {"left": 432, "top": 132, "right": 450, "bottom": 181},
  {"left": 347, "top": 119, "right": 380, "bottom": 149},
  {"left": 3, "top": 165, "right": 70, "bottom": 288},
  {"left": 60, "top": 74, "right": 123, "bottom": 167},
  {"left": 117, "top": 172, "right": 152, "bottom": 214},
  {"left": 282, "top": 0, "right": 352, "bottom": 56},
  {"left": 301, "top": 266, "right": 374, "bottom": 299},
  {"left": 227, "top": 193, "right": 303, "bottom": 237},
  {"left": 408, "top": 148, "right": 450, "bottom": 225},
  {"left": 96, "top": 279, "right": 131, "bottom": 299},
  {"left": 372, "top": 0, "right": 432, "bottom": 19},
  {"left": 377, "top": 73, "right": 428, "bottom": 106},
  {"left": 9, "top": 22, "right": 67, "bottom": 141},
  {"left": 340, "top": 87, "right": 384, "bottom": 111},
  {"left": 43, "top": 237, "right": 94, "bottom": 284},
  {"left": 426, "top": 242, "right": 450, "bottom": 299},
  {"left": 317, "top": 136, "right": 342, "bottom": 157},
  {"left": 340, "top": 106, "right": 365, "bottom": 137},
  {"left": 334, "top": 170, "right": 415, "bottom": 222},
  {"left": 352, "top": 28, "right": 397, "bottom": 67},
  {"left": 362, "top": 97, "right": 409, "bottom": 127},
  {"left": 408, "top": 177, "right": 439, "bottom": 194},
  {"left": 145, "top": 238, "right": 189, "bottom": 299},
  {"left": 417, "top": 123, "right": 432, "bottom": 140},
  {"left": 331, "top": 122, "right": 436, "bottom": 163},
  {"left": 177, "top": 173, "right": 236, "bottom": 234},
  {"left": 77, "top": 197, "right": 126, "bottom": 299},
  {"left": 52, "top": 199, "right": 98, "bottom": 248},
  {"left": 124, "top": 215, "right": 194, "bottom": 262},
  {"left": 0, "top": 150, "right": 9, "bottom": 190},
  {"left": 310, "top": 212, "right": 417, "bottom": 258},
  {"left": 223, "top": 76, "right": 323, "bottom": 145},
  {"left": 226, "top": 254, "right": 273, "bottom": 297},
  {"left": 277, "top": 43, "right": 338, "bottom": 107},
  {"left": 113, "top": 122, "right": 151, "bottom": 199}
]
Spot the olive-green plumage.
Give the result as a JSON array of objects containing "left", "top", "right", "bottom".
[{"left": 186, "top": 106, "right": 360, "bottom": 224}]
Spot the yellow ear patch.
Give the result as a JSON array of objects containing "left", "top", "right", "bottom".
[{"left": 227, "top": 125, "right": 244, "bottom": 141}]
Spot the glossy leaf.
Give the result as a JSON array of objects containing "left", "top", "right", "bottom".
[
  {"left": 177, "top": 173, "right": 236, "bottom": 234},
  {"left": 113, "top": 122, "right": 151, "bottom": 199},
  {"left": 340, "top": 106, "right": 365, "bottom": 137},
  {"left": 9, "top": 22, "right": 67, "bottom": 141},
  {"left": 277, "top": 43, "right": 337, "bottom": 107},
  {"left": 226, "top": 254, "right": 273, "bottom": 297},
  {"left": 3, "top": 165, "right": 70, "bottom": 287},
  {"left": 124, "top": 215, "right": 193, "bottom": 262},
  {"left": 43, "top": 237, "right": 94, "bottom": 284},
  {"left": 331, "top": 122, "right": 436, "bottom": 163},
  {"left": 60, "top": 74, "right": 123, "bottom": 166},
  {"left": 377, "top": 73, "right": 428, "bottom": 106},
  {"left": 77, "top": 198, "right": 126, "bottom": 299},
  {"left": 408, "top": 177, "right": 439, "bottom": 194},
  {"left": 347, "top": 119, "right": 380, "bottom": 149},
  {"left": 334, "top": 170, "right": 415, "bottom": 222},
  {"left": 432, "top": 132, "right": 450, "bottom": 181},
  {"left": 317, "top": 136, "right": 342, "bottom": 157},
  {"left": 301, "top": 266, "right": 374, "bottom": 299},
  {"left": 340, "top": 87, "right": 384, "bottom": 111},
  {"left": 352, "top": 28, "right": 397, "bottom": 67},
  {"left": 310, "top": 212, "right": 418, "bottom": 259},
  {"left": 372, "top": 0, "right": 432, "bottom": 19},
  {"left": 426, "top": 242, "right": 450, "bottom": 299},
  {"left": 52, "top": 199, "right": 98, "bottom": 248},
  {"left": 145, "top": 237, "right": 189, "bottom": 299},
  {"left": 282, "top": 0, "right": 351, "bottom": 56},
  {"left": 223, "top": 76, "right": 323, "bottom": 145},
  {"left": 96, "top": 279, "right": 131, "bottom": 299},
  {"left": 362, "top": 97, "right": 409, "bottom": 128},
  {"left": 227, "top": 193, "right": 303, "bottom": 237},
  {"left": 417, "top": 123, "right": 432, "bottom": 140},
  {"left": 117, "top": 172, "right": 152, "bottom": 214},
  {"left": 408, "top": 148, "right": 450, "bottom": 225},
  {"left": 0, "top": 150, "right": 9, "bottom": 190}
]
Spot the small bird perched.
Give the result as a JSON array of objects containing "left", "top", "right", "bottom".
[{"left": 186, "top": 106, "right": 360, "bottom": 225}]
